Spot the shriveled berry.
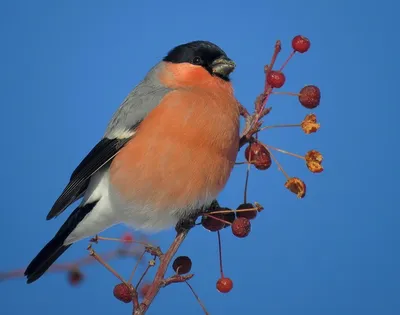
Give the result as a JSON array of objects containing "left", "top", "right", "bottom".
[
  {"left": 139, "top": 283, "right": 151, "bottom": 298},
  {"left": 121, "top": 232, "right": 133, "bottom": 244},
  {"left": 267, "top": 71, "right": 286, "bottom": 88},
  {"left": 216, "top": 277, "right": 233, "bottom": 293},
  {"left": 292, "top": 35, "right": 311, "bottom": 53},
  {"left": 172, "top": 256, "right": 192, "bottom": 274},
  {"left": 113, "top": 283, "right": 132, "bottom": 303},
  {"left": 201, "top": 214, "right": 225, "bottom": 232},
  {"left": 245, "top": 143, "right": 272, "bottom": 170},
  {"left": 67, "top": 268, "right": 84, "bottom": 286},
  {"left": 285, "top": 177, "right": 306, "bottom": 198},
  {"left": 299, "top": 85, "right": 320, "bottom": 109},
  {"left": 236, "top": 203, "right": 257, "bottom": 220},
  {"left": 231, "top": 217, "right": 251, "bottom": 238}
]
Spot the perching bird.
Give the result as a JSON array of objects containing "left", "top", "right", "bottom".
[{"left": 25, "top": 40, "right": 240, "bottom": 283}]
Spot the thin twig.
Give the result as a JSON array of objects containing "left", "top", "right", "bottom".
[
  {"left": 244, "top": 160, "right": 251, "bottom": 203},
  {"left": 262, "top": 145, "right": 290, "bottom": 180},
  {"left": 279, "top": 50, "right": 296, "bottom": 71},
  {"left": 135, "top": 259, "right": 155, "bottom": 290},
  {"left": 87, "top": 245, "right": 127, "bottom": 285},
  {"left": 162, "top": 274, "right": 194, "bottom": 287},
  {"left": 265, "top": 144, "right": 305, "bottom": 159},
  {"left": 204, "top": 214, "right": 232, "bottom": 226},
  {"left": 206, "top": 207, "right": 260, "bottom": 215},
  {"left": 92, "top": 236, "right": 153, "bottom": 248},
  {"left": 129, "top": 250, "right": 146, "bottom": 283},
  {"left": 217, "top": 231, "right": 224, "bottom": 278},
  {"left": 259, "top": 123, "right": 301, "bottom": 131},
  {"left": 185, "top": 281, "right": 210, "bottom": 315}
]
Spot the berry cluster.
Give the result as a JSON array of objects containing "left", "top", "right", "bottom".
[
  {"left": 181, "top": 34, "right": 323, "bottom": 296},
  {"left": 241, "top": 34, "right": 322, "bottom": 200}
]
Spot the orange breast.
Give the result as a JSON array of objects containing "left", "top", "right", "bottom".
[{"left": 109, "top": 87, "right": 240, "bottom": 211}]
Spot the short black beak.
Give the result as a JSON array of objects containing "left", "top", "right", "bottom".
[{"left": 211, "top": 57, "right": 236, "bottom": 77}]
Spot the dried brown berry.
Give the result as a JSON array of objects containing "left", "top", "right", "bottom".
[
  {"left": 113, "top": 283, "right": 132, "bottom": 303},
  {"left": 67, "top": 268, "right": 84, "bottom": 286},
  {"left": 231, "top": 217, "right": 251, "bottom": 238},
  {"left": 172, "top": 256, "right": 192, "bottom": 274},
  {"left": 245, "top": 142, "right": 272, "bottom": 170},
  {"left": 236, "top": 203, "right": 257, "bottom": 220},
  {"left": 216, "top": 277, "right": 233, "bottom": 293},
  {"left": 285, "top": 177, "right": 306, "bottom": 198},
  {"left": 301, "top": 113, "right": 320, "bottom": 134},
  {"left": 299, "top": 85, "right": 321, "bottom": 109},
  {"left": 305, "top": 150, "right": 324, "bottom": 173}
]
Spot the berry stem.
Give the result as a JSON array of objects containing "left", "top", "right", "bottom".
[
  {"left": 92, "top": 236, "right": 152, "bottom": 248},
  {"left": 207, "top": 207, "right": 259, "bottom": 215},
  {"left": 271, "top": 91, "right": 300, "bottom": 96},
  {"left": 235, "top": 161, "right": 248, "bottom": 165},
  {"left": 279, "top": 50, "right": 296, "bottom": 71},
  {"left": 204, "top": 214, "right": 233, "bottom": 226},
  {"left": 259, "top": 123, "right": 301, "bottom": 131},
  {"left": 261, "top": 144, "right": 290, "bottom": 180},
  {"left": 217, "top": 231, "right": 224, "bottom": 278},
  {"left": 87, "top": 245, "right": 129, "bottom": 286},
  {"left": 265, "top": 144, "right": 305, "bottom": 159},
  {"left": 136, "top": 260, "right": 155, "bottom": 290},
  {"left": 244, "top": 161, "right": 251, "bottom": 203},
  {"left": 129, "top": 250, "right": 146, "bottom": 283},
  {"left": 185, "top": 281, "right": 210, "bottom": 315}
]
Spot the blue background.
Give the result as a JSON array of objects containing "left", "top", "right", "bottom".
[{"left": 1, "top": 0, "right": 398, "bottom": 314}]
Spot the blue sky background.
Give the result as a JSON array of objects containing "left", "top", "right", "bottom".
[{"left": 0, "top": 0, "right": 398, "bottom": 314}]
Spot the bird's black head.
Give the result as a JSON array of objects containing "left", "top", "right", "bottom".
[{"left": 163, "top": 41, "right": 235, "bottom": 81}]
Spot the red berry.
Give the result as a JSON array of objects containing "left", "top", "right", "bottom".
[
  {"left": 267, "top": 71, "right": 285, "bottom": 88},
  {"left": 113, "top": 283, "right": 132, "bottom": 303},
  {"left": 121, "top": 232, "right": 133, "bottom": 244},
  {"left": 201, "top": 214, "right": 225, "bottom": 232},
  {"left": 299, "top": 85, "right": 321, "bottom": 109},
  {"left": 139, "top": 283, "right": 151, "bottom": 298},
  {"left": 172, "top": 256, "right": 192, "bottom": 274},
  {"left": 231, "top": 217, "right": 251, "bottom": 238},
  {"left": 67, "top": 268, "right": 84, "bottom": 286},
  {"left": 216, "top": 277, "right": 233, "bottom": 293},
  {"left": 292, "top": 35, "right": 311, "bottom": 53},
  {"left": 245, "top": 143, "right": 272, "bottom": 170},
  {"left": 236, "top": 203, "right": 257, "bottom": 220}
]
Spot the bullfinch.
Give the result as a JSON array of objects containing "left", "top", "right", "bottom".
[{"left": 25, "top": 40, "right": 240, "bottom": 283}]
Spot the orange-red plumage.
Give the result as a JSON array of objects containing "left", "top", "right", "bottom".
[{"left": 110, "top": 62, "right": 240, "bottom": 211}]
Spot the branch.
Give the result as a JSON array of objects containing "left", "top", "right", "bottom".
[{"left": 135, "top": 230, "right": 189, "bottom": 314}]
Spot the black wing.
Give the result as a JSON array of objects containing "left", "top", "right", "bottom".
[{"left": 46, "top": 137, "right": 131, "bottom": 220}]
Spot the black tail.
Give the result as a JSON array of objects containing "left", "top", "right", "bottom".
[
  {"left": 24, "top": 201, "right": 97, "bottom": 283},
  {"left": 24, "top": 240, "right": 72, "bottom": 283}
]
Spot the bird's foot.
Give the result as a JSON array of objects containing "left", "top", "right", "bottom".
[{"left": 175, "top": 215, "right": 198, "bottom": 234}]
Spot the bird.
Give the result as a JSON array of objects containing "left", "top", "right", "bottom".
[{"left": 24, "top": 40, "right": 241, "bottom": 283}]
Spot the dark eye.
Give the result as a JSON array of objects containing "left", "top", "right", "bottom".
[{"left": 192, "top": 56, "right": 202, "bottom": 65}]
